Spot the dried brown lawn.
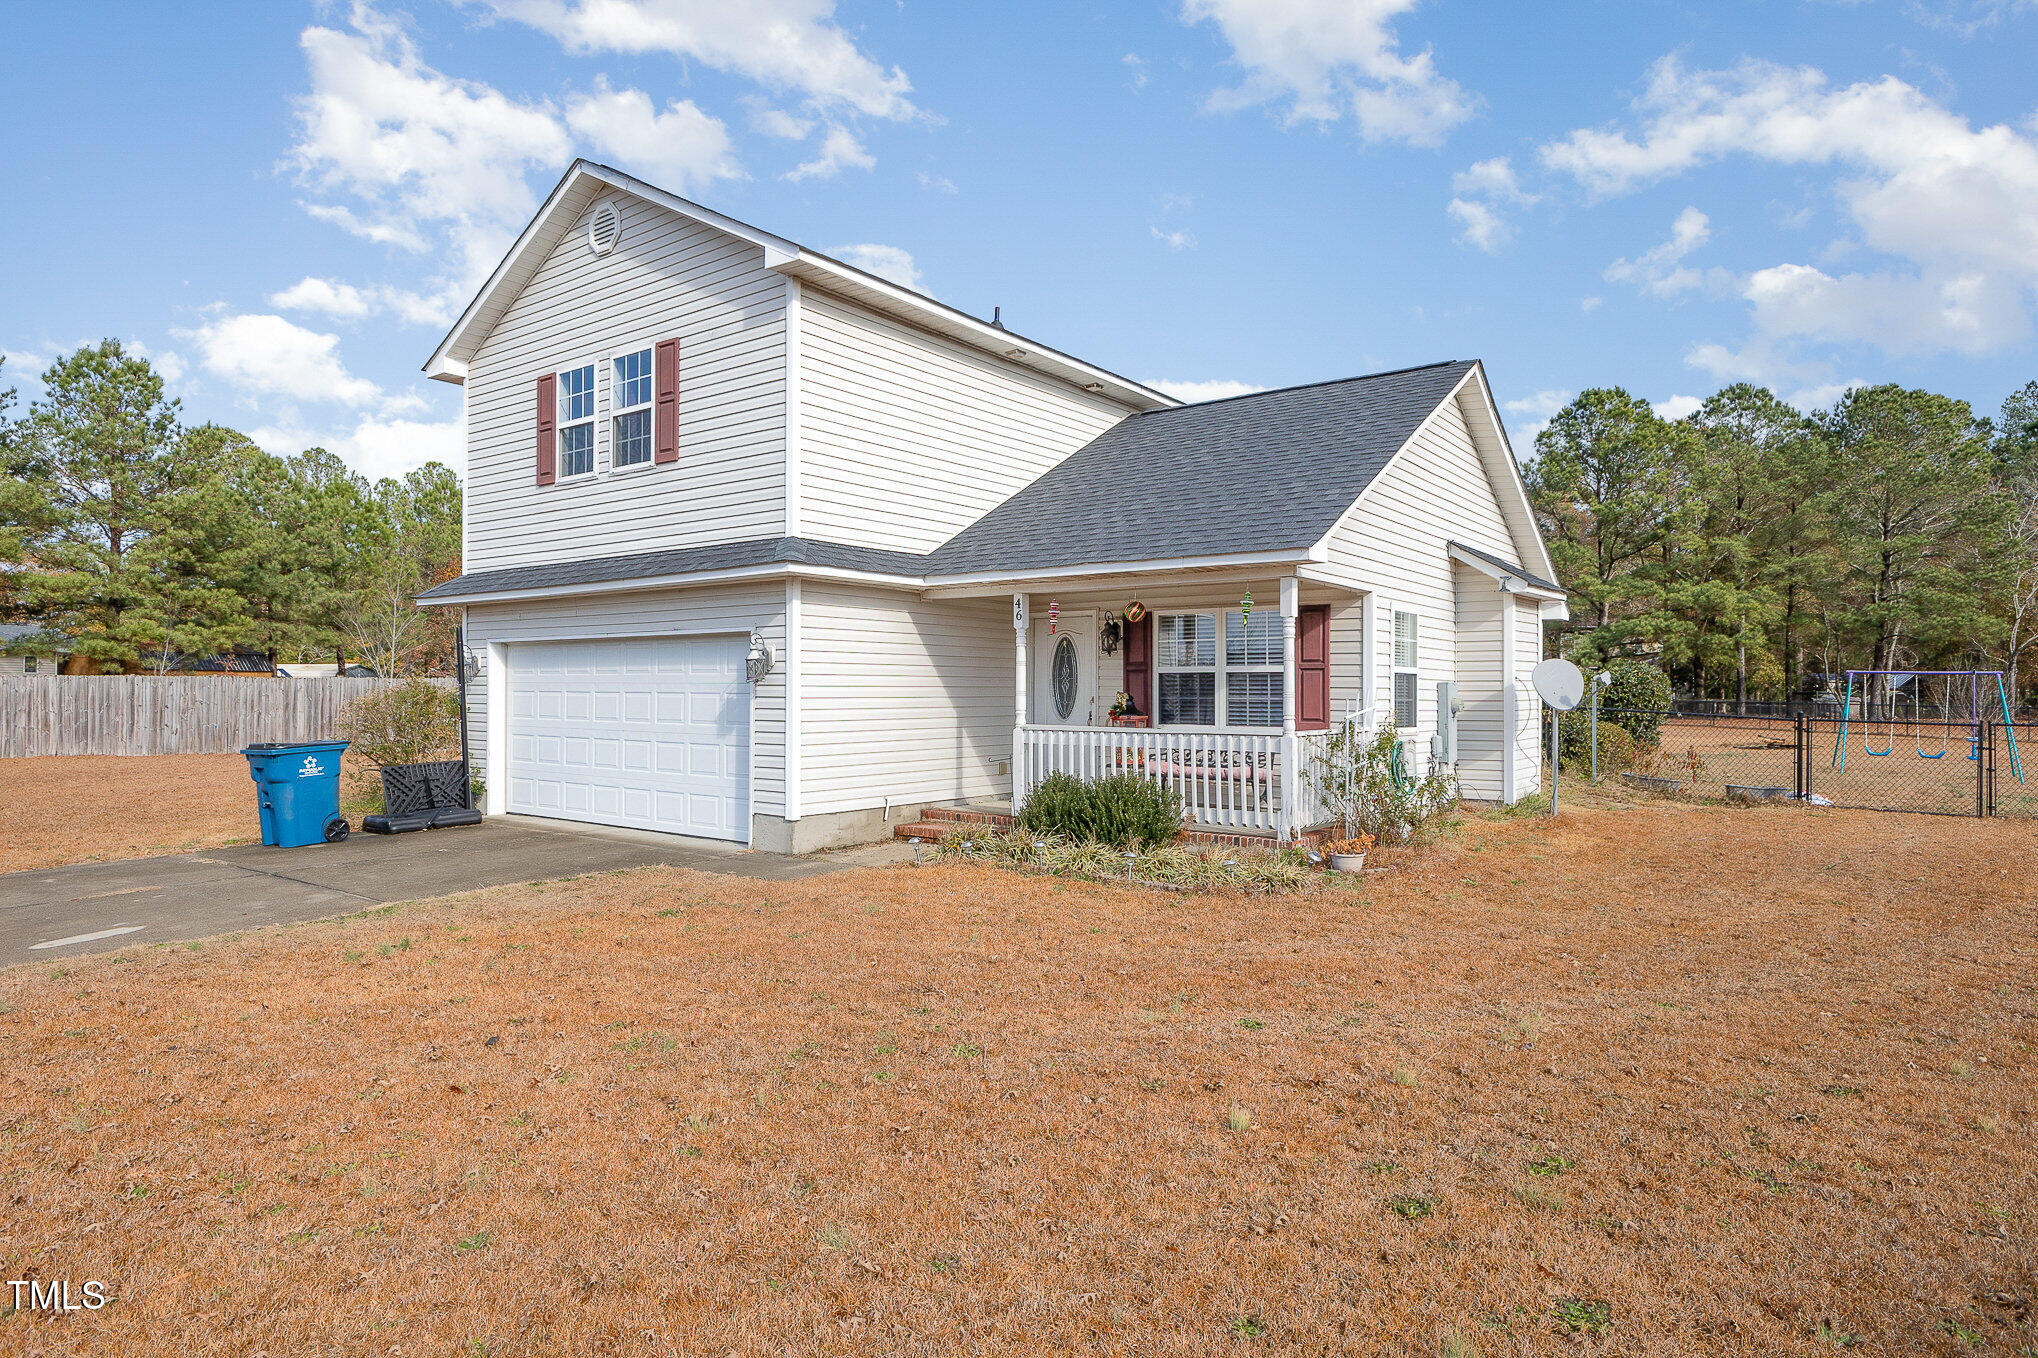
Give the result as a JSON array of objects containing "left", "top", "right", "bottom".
[
  {"left": 2, "top": 801, "right": 2034, "bottom": 1355},
  {"left": 0, "top": 753, "right": 378, "bottom": 874}
]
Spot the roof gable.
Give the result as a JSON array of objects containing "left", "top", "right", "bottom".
[
  {"left": 923, "top": 361, "right": 1477, "bottom": 576},
  {"left": 425, "top": 160, "right": 1172, "bottom": 409}
]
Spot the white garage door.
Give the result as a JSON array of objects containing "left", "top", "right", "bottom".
[{"left": 507, "top": 635, "right": 750, "bottom": 842}]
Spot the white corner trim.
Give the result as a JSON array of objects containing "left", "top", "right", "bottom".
[
  {"left": 784, "top": 276, "right": 803, "bottom": 538},
  {"left": 484, "top": 641, "right": 508, "bottom": 815},
  {"left": 784, "top": 578, "right": 803, "bottom": 822}
]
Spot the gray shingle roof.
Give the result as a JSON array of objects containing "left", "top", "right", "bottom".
[
  {"left": 921, "top": 360, "right": 1478, "bottom": 575},
  {"left": 416, "top": 536, "right": 930, "bottom": 601},
  {"left": 1447, "top": 539, "right": 1563, "bottom": 594},
  {"left": 419, "top": 360, "right": 1487, "bottom": 600}
]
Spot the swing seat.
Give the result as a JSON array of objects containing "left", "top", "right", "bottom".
[
  {"left": 1917, "top": 749, "right": 1946, "bottom": 760},
  {"left": 1863, "top": 744, "right": 1893, "bottom": 757}
]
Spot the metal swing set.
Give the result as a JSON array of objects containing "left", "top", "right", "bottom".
[{"left": 1830, "top": 670, "right": 2025, "bottom": 783}]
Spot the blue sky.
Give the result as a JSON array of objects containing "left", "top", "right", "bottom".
[{"left": 4, "top": 0, "right": 2036, "bottom": 480}]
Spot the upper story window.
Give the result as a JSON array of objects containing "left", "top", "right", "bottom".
[
  {"left": 1155, "top": 610, "right": 1284, "bottom": 728},
  {"left": 612, "top": 347, "right": 654, "bottom": 470},
  {"left": 557, "top": 364, "right": 596, "bottom": 478}
]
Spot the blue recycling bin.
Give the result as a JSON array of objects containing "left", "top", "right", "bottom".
[{"left": 242, "top": 741, "right": 351, "bottom": 847}]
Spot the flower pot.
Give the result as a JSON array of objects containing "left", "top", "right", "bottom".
[{"left": 1327, "top": 852, "right": 1367, "bottom": 873}]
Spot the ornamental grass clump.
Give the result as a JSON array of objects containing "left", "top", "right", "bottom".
[
  {"left": 1016, "top": 772, "right": 1184, "bottom": 849},
  {"left": 933, "top": 827, "right": 1305, "bottom": 893}
]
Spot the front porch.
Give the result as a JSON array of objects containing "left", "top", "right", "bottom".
[{"left": 937, "top": 567, "right": 1380, "bottom": 841}]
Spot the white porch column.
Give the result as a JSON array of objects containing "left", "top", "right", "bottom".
[
  {"left": 1279, "top": 576, "right": 1300, "bottom": 840},
  {"left": 1012, "top": 593, "right": 1030, "bottom": 808}
]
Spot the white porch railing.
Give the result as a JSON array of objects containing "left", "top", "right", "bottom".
[{"left": 1015, "top": 725, "right": 1343, "bottom": 838}]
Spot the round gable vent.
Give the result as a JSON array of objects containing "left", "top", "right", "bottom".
[{"left": 588, "top": 201, "right": 622, "bottom": 256}]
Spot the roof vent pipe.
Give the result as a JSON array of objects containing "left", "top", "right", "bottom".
[{"left": 992, "top": 306, "right": 1004, "bottom": 329}]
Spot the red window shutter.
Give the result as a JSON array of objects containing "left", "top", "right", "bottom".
[
  {"left": 534, "top": 373, "right": 556, "bottom": 486},
  {"left": 1298, "top": 605, "right": 1330, "bottom": 730},
  {"left": 654, "top": 338, "right": 680, "bottom": 464},
  {"left": 1122, "top": 614, "right": 1154, "bottom": 719}
]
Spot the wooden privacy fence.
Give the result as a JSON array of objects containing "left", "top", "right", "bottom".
[{"left": 0, "top": 676, "right": 457, "bottom": 758}]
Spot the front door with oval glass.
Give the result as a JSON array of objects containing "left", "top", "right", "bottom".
[{"left": 1031, "top": 610, "right": 1097, "bottom": 727}]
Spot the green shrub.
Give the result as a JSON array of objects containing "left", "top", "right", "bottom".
[
  {"left": 1016, "top": 772, "right": 1184, "bottom": 849},
  {"left": 1558, "top": 713, "right": 1637, "bottom": 772},
  {"left": 337, "top": 678, "right": 461, "bottom": 768},
  {"left": 1593, "top": 660, "right": 1671, "bottom": 747},
  {"left": 1306, "top": 724, "right": 1457, "bottom": 842}
]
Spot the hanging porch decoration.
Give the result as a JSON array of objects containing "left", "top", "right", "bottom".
[
  {"left": 1048, "top": 598, "right": 1059, "bottom": 634},
  {"left": 1123, "top": 597, "right": 1146, "bottom": 623},
  {"left": 1240, "top": 588, "right": 1253, "bottom": 623}
]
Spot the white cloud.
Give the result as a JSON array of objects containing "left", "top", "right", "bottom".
[
  {"left": 252, "top": 414, "right": 464, "bottom": 480},
  {"left": 562, "top": 81, "right": 739, "bottom": 192},
  {"left": 786, "top": 125, "right": 874, "bottom": 181},
  {"left": 1446, "top": 156, "right": 1537, "bottom": 252},
  {"left": 746, "top": 99, "right": 815, "bottom": 140},
  {"left": 1785, "top": 379, "right": 1865, "bottom": 411},
  {"left": 1605, "top": 206, "right": 1713, "bottom": 298},
  {"left": 270, "top": 275, "right": 460, "bottom": 329},
  {"left": 271, "top": 276, "right": 377, "bottom": 319},
  {"left": 1145, "top": 378, "right": 1267, "bottom": 403},
  {"left": 1447, "top": 197, "right": 1510, "bottom": 252},
  {"left": 178, "top": 313, "right": 386, "bottom": 409},
  {"left": 1451, "top": 156, "right": 1534, "bottom": 203},
  {"left": 1502, "top": 388, "right": 1574, "bottom": 442},
  {"left": 291, "top": 9, "right": 569, "bottom": 253},
  {"left": 1182, "top": 0, "right": 1474, "bottom": 147},
  {"left": 472, "top": 0, "right": 918, "bottom": 120},
  {"left": 917, "top": 170, "right": 956, "bottom": 193},
  {"left": 1504, "top": 389, "right": 1574, "bottom": 420},
  {"left": 1653, "top": 394, "right": 1703, "bottom": 421},
  {"left": 1150, "top": 225, "right": 1196, "bottom": 250},
  {"left": 831, "top": 243, "right": 920, "bottom": 289},
  {"left": 1124, "top": 52, "right": 1149, "bottom": 91},
  {"left": 1539, "top": 57, "right": 2038, "bottom": 361},
  {"left": 1580, "top": 295, "right": 1604, "bottom": 312}
]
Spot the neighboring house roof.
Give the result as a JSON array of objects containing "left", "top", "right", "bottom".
[
  {"left": 0, "top": 624, "right": 69, "bottom": 653},
  {"left": 1446, "top": 540, "right": 1565, "bottom": 596},
  {"left": 417, "top": 536, "right": 933, "bottom": 604},
  {"left": 923, "top": 361, "right": 1477, "bottom": 576},
  {"left": 425, "top": 160, "right": 1175, "bottom": 412},
  {"left": 145, "top": 650, "right": 275, "bottom": 674}
]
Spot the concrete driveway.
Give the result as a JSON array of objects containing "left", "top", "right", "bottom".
[{"left": 0, "top": 817, "right": 882, "bottom": 968}]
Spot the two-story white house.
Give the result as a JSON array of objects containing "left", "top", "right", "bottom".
[{"left": 418, "top": 160, "right": 1567, "bottom": 852}]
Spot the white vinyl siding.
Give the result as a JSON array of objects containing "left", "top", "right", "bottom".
[
  {"left": 796, "top": 290, "right": 1135, "bottom": 553},
  {"left": 1316, "top": 389, "right": 1528, "bottom": 761},
  {"left": 798, "top": 583, "right": 1011, "bottom": 815},
  {"left": 1451, "top": 566, "right": 1507, "bottom": 801},
  {"left": 463, "top": 583, "right": 787, "bottom": 822},
  {"left": 464, "top": 194, "right": 788, "bottom": 571}
]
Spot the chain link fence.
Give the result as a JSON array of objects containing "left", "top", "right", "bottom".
[{"left": 1571, "top": 707, "right": 2033, "bottom": 817}]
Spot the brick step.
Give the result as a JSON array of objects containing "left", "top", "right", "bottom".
[{"left": 918, "top": 806, "right": 1015, "bottom": 826}]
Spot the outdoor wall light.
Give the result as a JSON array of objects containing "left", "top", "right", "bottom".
[{"left": 746, "top": 634, "right": 775, "bottom": 683}]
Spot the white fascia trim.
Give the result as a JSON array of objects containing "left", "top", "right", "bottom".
[
  {"left": 1458, "top": 363, "right": 1562, "bottom": 590},
  {"left": 426, "top": 355, "right": 468, "bottom": 385},
  {"left": 922, "top": 549, "right": 1315, "bottom": 592},
  {"left": 418, "top": 561, "right": 926, "bottom": 608},
  {"left": 1446, "top": 543, "right": 1567, "bottom": 601},
  {"left": 774, "top": 252, "right": 1176, "bottom": 411},
  {"left": 425, "top": 159, "right": 800, "bottom": 377}
]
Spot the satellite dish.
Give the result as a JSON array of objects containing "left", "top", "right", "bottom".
[{"left": 1532, "top": 658, "right": 1586, "bottom": 712}]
